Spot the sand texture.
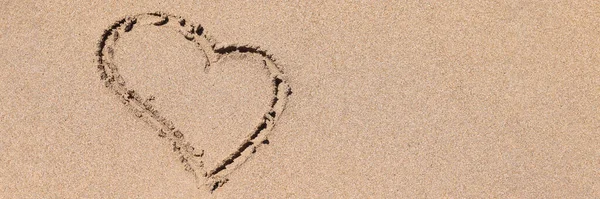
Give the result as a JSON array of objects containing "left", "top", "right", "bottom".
[{"left": 2, "top": 1, "right": 600, "bottom": 198}]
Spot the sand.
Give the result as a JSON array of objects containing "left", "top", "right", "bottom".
[{"left": 1, "top": 1, "right": 599, "bottom": 198}]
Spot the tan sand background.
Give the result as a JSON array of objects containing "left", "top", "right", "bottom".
[{"left": 2, "top": 1, "right": 600, "bottom": 198}]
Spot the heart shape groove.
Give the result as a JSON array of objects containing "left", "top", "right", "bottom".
[{"left": 95, "top": 12, "right": 291, "bottom": 192}]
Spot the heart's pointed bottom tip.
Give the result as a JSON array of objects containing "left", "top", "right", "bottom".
[{"left": 205, "top": 177, "right": 229, "bottom": 193}]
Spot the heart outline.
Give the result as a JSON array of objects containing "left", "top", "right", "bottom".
[{"left": 94, "top": 12, "right": 291, "bottom": 192}]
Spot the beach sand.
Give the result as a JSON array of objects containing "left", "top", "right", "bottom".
[{"left": 1, "top": 1, "right": 599, "bottom": 198}]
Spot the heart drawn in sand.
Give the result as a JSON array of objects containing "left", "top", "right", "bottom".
[{"left": 94, "top": 12, "right": 291, "bottom": 192}]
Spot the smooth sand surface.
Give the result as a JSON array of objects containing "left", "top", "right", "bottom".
[{"left": 2, "top": 1, "right": 600, "bottom": 198}]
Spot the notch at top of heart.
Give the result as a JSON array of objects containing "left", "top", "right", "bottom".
[{"left": 96, "top": 11, "right": 280, "bottom": 73}]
